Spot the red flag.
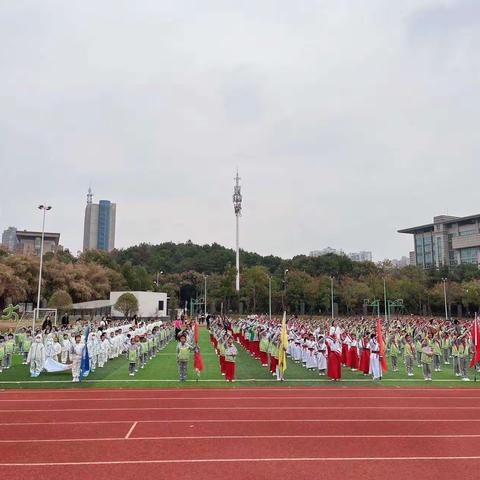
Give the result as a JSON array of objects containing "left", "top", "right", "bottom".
[
  {"left": 194, "top": 323, "right": 199, "bottom": 344},
  {"left": 376, "top": 318, "right": 388, "bottom": 373},
  {"left": 470, "top": 317, "right": 480, "bottom": 368},
  {"left": 194, "top": 350, "right": 204, "bottom": 372},
  {"left": 193, "top": 323, "right": 204, "bottom": 372}
]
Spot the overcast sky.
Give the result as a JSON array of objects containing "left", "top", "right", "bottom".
[{"left": 1, "top": 1, "right": 479, "bottom": 261}]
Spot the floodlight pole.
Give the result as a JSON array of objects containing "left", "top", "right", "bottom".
[
  {"left": 442, "top": 278, "right": 448, "bottom": 320},
  {"left": 35, "top": 204, "right": 52, "bottom": 330},
  {"left": 233, "top": 171, "right": 242, "bottom": 293}
]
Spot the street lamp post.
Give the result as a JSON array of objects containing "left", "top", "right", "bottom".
[
  {"left": 154, "top": 271, "right": 164, "bottom": 290},
  {"left": 330, "top": 276, "right": 335, "bottom": 320},
  {"left": 35, "top": 204, "right": 52, "bottom": 329},
  {"left": 204, "top": 275, "right": 208, "bottom": 320},
  {"left": 442, "top": 278, "right": 448, "bottom": 320},
  {"left": 383, "top": 277, "right": 388, "bottom": 322},
  {"left": 282, "top": 269, "right": 289, "bottom": 313},
  {"left": 268, "top": 275, "right": 272, "bottom": 320}
]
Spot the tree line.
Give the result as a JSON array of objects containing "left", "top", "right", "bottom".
[{"left": 1, "top": 241, "right": 480, "bottom": 317}]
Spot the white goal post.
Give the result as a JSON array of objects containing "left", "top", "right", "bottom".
[{"left": 33, "top": 308, "right": 58, "bottom": 331}]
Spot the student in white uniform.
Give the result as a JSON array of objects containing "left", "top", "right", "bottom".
[
  {"left": 368, "top": 333, "right": 382, "bottom": 380},
  {"left": 316, "top": 336, "right": 328, "bottom": 375},
  {"left": 70, "top": 334, "right": 85, "bottom": 382},
  {"left": 27, "top": 335, "right": 46, "bottom": 377}
]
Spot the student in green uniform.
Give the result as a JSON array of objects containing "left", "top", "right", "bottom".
[
  {"left": 421, "top": 339, "right": 433, "bottom": 381},
  {"left": 176, "top": 333, "right": 192, "bottom": 382},
  {"left": 259, "top": 332, "right": 269, "bottom": 367},
  {"left": 403, "top": 335, "right": 415, "bottom": 376},
  {"left": 390, "top": 338, "right": 400, "bottom": 372},
  {"left": 432, "top": 335, "right": 442, "bottom": 372},
  {"left": 16, "top": 328, "right": 26, "bottom": 354},
  {"left": 5, "top": 334, "right": 15, "bottom": 369},
  {"left": 0, "top": 336, "right": 5, "bottom": 373},
  {"left": 140, "top": 336, "right": 148, "bottom": 368},
  {"left": 415, "top": 336, "right": 423, "bottom": 368},
  {"left": 128, "top": 336, "right": 139, "bottom": 376},
  {"left": 23, "top": 334, "right": 33, "bottom": 364},
  {"left": 452, "top": 339, "right": 461, "bottom": 376},
  {"left": 458, "top": 338, "right": 470, "bottom": 381},
  {"left": 442, "top": 334, "right": 451, "bottom": 365}
]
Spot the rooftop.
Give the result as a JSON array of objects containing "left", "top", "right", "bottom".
[{"left": 398, "top": 213, "right": 480, "bottom": 234}]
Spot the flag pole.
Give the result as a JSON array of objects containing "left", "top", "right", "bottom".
[{"left": 473, "top": 312, "right": 478, "bottom": 382}]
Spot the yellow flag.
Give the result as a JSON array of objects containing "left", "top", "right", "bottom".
[{"left": 278, "top": 311, "right": 288, "bottom": 374}]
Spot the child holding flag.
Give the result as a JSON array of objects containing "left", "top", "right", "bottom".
[{"left": 176, "top": 333, "right": 192, "bottom": 382}]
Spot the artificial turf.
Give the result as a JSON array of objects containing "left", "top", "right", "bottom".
[{"left": 0, "top": 327, "right": 478, "bottom": 388}]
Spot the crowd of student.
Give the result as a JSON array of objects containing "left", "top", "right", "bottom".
[
  {"left": 0, "top": 318, "right": 174, "bottom": 381},
  {"left": 219, "top": 315, "right": 479, "bottom": 382}
]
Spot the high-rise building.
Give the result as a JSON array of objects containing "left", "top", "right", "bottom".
[
  {"left": 83, "top": 188, "right": 116, "bottom": 252},
  {"left": 399, "top": 213, "right": 480, "bottom": 269},
  {"left": 2, "top": 226, "right": 18, "bottom": 251}
]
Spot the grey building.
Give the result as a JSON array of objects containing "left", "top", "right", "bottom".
[
  {"left": 2, "top": 227, "right": 60, "bottom": 255},
  {"left": 399, "top": 214, "right": 480, "bottom": 268},
  {"left": 2, "top": 226, "right": 18, "bottom": 251},
  {"left": 83, "top": 188, "right": 116, "bottom": 252}
]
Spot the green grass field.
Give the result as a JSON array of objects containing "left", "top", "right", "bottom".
[{"left": 0, "top": 328, "right": 478, "bottom": 388}]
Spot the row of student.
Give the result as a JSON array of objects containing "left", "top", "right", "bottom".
[
  {"left": 127, "top": 326, "right": 174, "bottom": 376},
  {"left": 0, "top": 320, "right": 173, "bottom": 380},
  {"left": 226, "top": 315, "right": 478, "bottom": 382}
]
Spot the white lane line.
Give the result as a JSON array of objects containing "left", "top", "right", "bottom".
[
  {"left": 1, "top": 386, "right": 477, "bottom": 391},
  {"left": 1, "top": 395, "right": 479, "bottom": 402},
  {"left": 124, "top": 422, "right": 137, "bottom": 439},
  {"left": 1, "top": 434, "right": 480, "bottom": 444},
  {"left": 0, "top": 418, "right": 478, "bottom": 426},
  {"left": 2, "top": 456, "right": 480, "bottom": 466},
  {"left": 1, "top": 406, "right": 480, "bottom": 413},
  {"left": 0, "top": 378, "right": 475, "bottom": 383}
]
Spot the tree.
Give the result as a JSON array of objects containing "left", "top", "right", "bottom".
[
  {"left": 114, "top": 293, "right": 139, "bottom": 318},
  {"left": 48, "top": 290, "right": 73, "bottom": 312}
]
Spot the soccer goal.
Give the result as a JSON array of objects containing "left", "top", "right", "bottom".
[{"left": 32, "top": 308, "right": 58, "bottom": 331}]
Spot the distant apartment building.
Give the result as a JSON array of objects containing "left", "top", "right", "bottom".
[
  {"left": 390, "top": 256, "right": 409, "bottom": 268},
  {"left": 309, "top": 248, "right": 373, "bottom": 262},
  {"left": 1, "top": 227, "right": 61, "bottom": 255},
  {"left": 409, "top": 251, "right": 416, "bottom": 266},
  {"left": 309, "top": 247, "right": 345, "bottom": 257},
  {"left": 399, "top": 213, "right": 480, "bottom": 268},
  {"left": 348, "top": 251, "right": 373, "bottom": 262},
  {"left": 83, "top": 188, "right": 116, "bottom": 252}
]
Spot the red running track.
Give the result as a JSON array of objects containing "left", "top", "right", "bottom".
[{"left": 1, "top": 387, "right": 480, "bottom": 480}]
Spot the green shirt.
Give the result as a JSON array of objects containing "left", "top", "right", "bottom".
[
  {"left": 259, "top": 338, "right": 269, "bottom": 353},
  {"left": 390, "top": 344, "right": 400, "bottom": 356},
  {"left": 177, "top": 343, "right": 190, "bottom": 361},
  {"left": 404, "top": 343, "right": 415, "bottom": 358},
  {"left": 421, "top": 351, "right": 433, "bottom": 364},
  {"left": 23, "top": 339, "right": 32, "bottom": 352},
  {"left": 5, "top": 340, "right": 14, "bottom": 354},
  {"left": 128, "top": 347, "right": 138, "bottom": 362}
]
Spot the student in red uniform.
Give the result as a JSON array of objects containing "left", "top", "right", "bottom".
[
  {"left": 326, "top": 334, "right": 342, "bottom": 381},
  {"left": 359, "top": 332, "right": 371, "bottom": 375},
  {"left": 348, "top": 333, "right": 360, "bottom": 371}
]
